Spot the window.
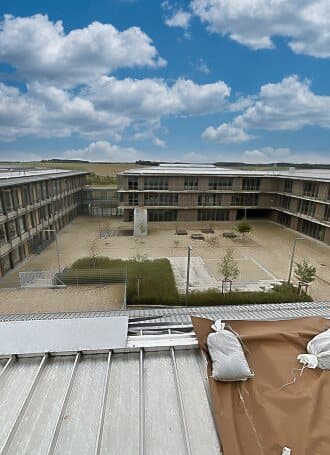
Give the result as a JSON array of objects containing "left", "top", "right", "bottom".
[
  {"left": 12, "top": 188, "right": 20, "bottom": 209},
  {"left": 17, "top": 217, "right": 26, "bottom": 234},
  {"left": 148, "top": 209, "right": 177, "bottom": 221},
  {"left": 297, "top": 200, "right": 315, "bottom": 217},
  {"left": 128, "top": 193, "right": 139, "bottom": 206},
  {"left": 208, "top": 178, "right": 233, "bottom": 190},
  {"left": 277, "top": 212, "right": 291, "bottom": 227},
  {"left": 279, "top": 195, "right": 291, "bottom": 210},
  {"left": 198, "top": 194, "right": 222, "bottom": 206},
  {"left": 242, "top": 178, "right": 260, "bottom": 191},
  {"left": 303, "top": 181, "right": 319, "bottom": 198},
  {"left": 144, "top": 177, "right": 168, "bottom": 190},
  {"left": 0, "top": 225, "right": 7, "bottom": 245},
  {"left": 144, "top": 193, "right": 178, "bottom": 206},
  {"left": 6, "top": 220, "right": 17, "bottom": 240},
  {"left": 283, "top": 179, "right": 293, "bottom": 194},
  {"left": 184, "top": 177, "right": 198, "bottom": 190},
  {"left": 3, "top": 190, "right": 13, "bottom": 212},
  {"left": 297, "top": 219, "right": 325, "bottom": 241},
  {"left": 324, "top": 205, "right": 330, "bottom": 222},
  {"left": 128, "top": 177, "right": 139, "bottom": 190},
  {"left": 198, "top": 209, "right": 229, "bottom": 221},
  {"left": 231, "top": 194, "right": 259, "bottom": 206}
]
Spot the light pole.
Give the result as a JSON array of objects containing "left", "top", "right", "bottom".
[
  {"left": 42, "top": 229, "right": 61, "bottom": 272},
  {"left": 185, "top": 246, "right": 192, "bottom": 304},
  {"left": 287, "top": 237, "right": 304, "bottom": 284}
]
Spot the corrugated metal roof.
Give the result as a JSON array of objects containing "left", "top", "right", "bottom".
[
  {"left": 0, "top": 302, "right": 329, "bottom": 454},
  {"left": 1, "top": 301, "right": 329, "bottom": 323}
]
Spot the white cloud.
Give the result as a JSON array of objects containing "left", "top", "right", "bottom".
[
  {"left": 0, "top": 76, "right": 231, "bottom": 141},
  {"left": 182, "top": 151, "right": 208, "bottom": 162},
  {"left": 241, "top": 147, "right": 330, "bottom": 164},
  {"left": 152, "top": 137, "right": 167, "bottom": 148},
  {"left": 202, "top": 122, "right": 254, "bottom": 143},
  {"left": 196, "top": 58, "right": 210, "bottom": 74},
  {"left": 86, "top": 76, "right": 230, "bottom": 117},
  {"left": 165, "top": 9, "right": 192, "bottom": 29},
  {"left": 203, "top": 75, "right": 330, "bottom": 143},
  {"left": 189, "top": 0, "right": 330, "bottom": 58},
  {"left": 64, "top": 141, "right": 140, "bottom": 162},
  {"left": 0, "top": 14, "right": 166, "bottom": 87}
]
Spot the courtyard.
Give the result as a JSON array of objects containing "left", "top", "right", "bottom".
[{"left": 0, "top": 216, "right": 328, "bottom": 314}]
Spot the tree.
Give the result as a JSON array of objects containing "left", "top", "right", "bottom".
[
  {"left": 235, "top": 220, "right": 252, "bottom": 239},
  {"left": 294, "top": 259, "right": 316, "bottom": 294},
  {"left": 218, "top": 248, "right": 239, "bottom": 293}
]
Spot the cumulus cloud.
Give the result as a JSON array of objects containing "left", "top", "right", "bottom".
[
  {"left": 0, "top": 14, "right": 166, "bottom": 86},
  {"left": 202, "top": 75, "right": 330, "bottom": 143},
  {"left": 189, "top": 0, "right": 330, "bottom": 58},
  {"left": 202, "top": 123, "right": 254, "bottom": 143},
  {"left": 63, "top": 141, "right": 140, "bottom": 162},
  {"left": 165, "top": 9, "right": 192, "bottom": 29},
  {"left": 0, "top": 76, "right": 231, "bottom": 141},
  {"left": 241, "top": 147, "right": 330, "bottom": 164}
]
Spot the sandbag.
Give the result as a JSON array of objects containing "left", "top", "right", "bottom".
[
  {"left": 207, "top": 319, "right": 254, "bottom": 382},
  {"left": 297, "top": 328, "right": 330, "bottom": 369}
]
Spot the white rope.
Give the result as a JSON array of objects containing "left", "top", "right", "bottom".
[
  {"left": 238, "top": 384, "right": 265, "bottom": 455},
  {"left": 280, "top": 365, "right": 307, "bottom": 390}
]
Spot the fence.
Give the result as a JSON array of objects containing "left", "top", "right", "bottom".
[
  {"left": 19, "top": 270, "right": 65, "bottom": 288},
  {"left": 56, "top": 268, "right": 126, "bottom": 286}
]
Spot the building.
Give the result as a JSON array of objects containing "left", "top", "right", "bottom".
[
  {"left": 117, "top": 164, "right": 330, "bottom": 244},
  {"left": 81, "top": 185, "right": 123, "bottom": 217},
  {"left": 0, "top": 168, "right": 87, "bottom": 277}
]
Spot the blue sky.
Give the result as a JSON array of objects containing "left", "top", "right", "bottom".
[{"left": 0, "top": 0, "right": 329, "bottom": 163}]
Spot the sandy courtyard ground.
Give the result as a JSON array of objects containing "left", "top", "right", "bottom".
[
  {"left": 0, "top": 216, "right": 329, "bottom": 304},
  {"left": 0, "top": 285, "right": 125, "bottom": 315}
]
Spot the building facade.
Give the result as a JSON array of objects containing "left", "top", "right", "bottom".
[
  {"left": 81, "top": 185, "right": 123, "bottom": 217},
  {"left": 0, "top": 169, "right": 87, "bottom": 277},
  {"left": 117, "top": 165, "right": 330, "bottom": 244}
]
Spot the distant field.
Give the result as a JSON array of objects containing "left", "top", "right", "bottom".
[{"left": 0, "top": 161, "right": 142, "bottom": 177}]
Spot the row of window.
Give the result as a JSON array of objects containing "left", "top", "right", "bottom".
[
  {"left": 125, "top": 193, "right": 259, "bottom": 206},
  {"left": 283, "top": 179, "right": 330, "bottom": 201},
  {"left": 0, "top": 195, "right": 80, "bottom": 245},
  {"left": 297, "top": 219, "right": 325, "bottom": 242},
  {"left": 0, "top": 176, "right": 84, "bottom": 214},
  {"left": 145, "top": 209, "right": 230, "bottom": 222},
  {"left": 127, "top": 177, "right": 261, "bottom": 191}
]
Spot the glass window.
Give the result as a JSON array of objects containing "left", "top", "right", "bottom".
[
  {"left": 302, "top": 181, "right": 319, "bottom": 198},
  {"left": 231, "top": 194, "right": 259, "bottom": 206},
  {"left": 242, "top": 178, "right": 260, "bottom": 191},
  {"left": 128, "top": 177, "right": 139, "bottom": 190},
  {"left": 283, "top": 180, "right": 293, "bottom": 193},
  {"left": 144, "top": 177, "right": 168, "bottom": 190},
  {"left": 148, "top": 209, "right": 177, "bottom": 221},
  {"left": 184, "top": 177, "right": 198, "bottom": 190},
  {"left": 144, "top": 193, "right": 178, "bottom": 206},
  {"left": 208, "top": 178, "right": 233, "bottom": 190},
  {"left": 297, "top": 200, "right": 316, "bottom": 217},
  {"left": 198, "top": 194, "right": 222, "bottom": 206},
  {"left": 197, "top": 209, "right": 229, "bottom": 221}
]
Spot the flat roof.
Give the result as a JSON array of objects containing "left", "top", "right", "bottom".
[
  {"left": 119, "top": 165, "right": 330, "bottom": 182},
  {"left": 0, "top": 168, "right": 89, "bottom": 187}
]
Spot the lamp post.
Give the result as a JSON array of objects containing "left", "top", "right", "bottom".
[
  {"left": 287, "top": 237, "right": 304, "bottom": 284},
  {"left": 42, "top": 229, "right": 61, "bottom": 272},
  {"left": 185, "top": 246, "right": 192, "bottom": 304}
]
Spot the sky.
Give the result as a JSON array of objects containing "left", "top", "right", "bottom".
[{"left": 0, "top": 0, "right": 329, "bottom": 163}]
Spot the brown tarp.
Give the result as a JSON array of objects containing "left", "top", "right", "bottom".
[{"left": 192, "top": 316, "right": 330, "bottom": 455}]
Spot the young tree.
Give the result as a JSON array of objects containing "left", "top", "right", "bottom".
[
  {"left": 218, "top": 248, "right": 239, "bottom": 293},
  {"left": 294, "top": 259, "right": 316, "bottom": 294},
  {"left": 235, "top": 220, "right": 252, "bottom": 239}
]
